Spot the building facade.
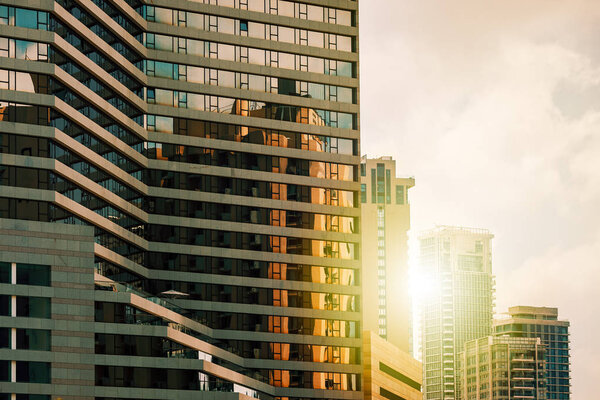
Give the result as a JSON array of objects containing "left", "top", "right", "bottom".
[
  {"left": 458, "top": 336, "right": 546, "bottom": 400},
  {"left": 363, "top": 330, "right": 422, "bottom": 400},
  {"left": 0, "top": 0, "right": 361, "bottom": 399},
  {"left": 419, "top": 226, "right": 494, "bottom": 400},
  {"left": 360, "top": 156, "right": 414, "bottom": 352},
  {"left": 494, "top": 306, "right": 570, "bottom": 400}
]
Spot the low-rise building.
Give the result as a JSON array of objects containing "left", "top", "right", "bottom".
[
  {"left": 363, "top": 330, "right": 422, "bottom": 400},
  {"left": 458, "top": 336, "right": 546, "bottom": 400}
]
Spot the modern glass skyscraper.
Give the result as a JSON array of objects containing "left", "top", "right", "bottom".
[
  {"left": 494, "top": 306, "right": 571, "bottom": 400},
  {"left": 0, "top": 0, "right": 361, "bottom": 399},
  {"left": 419, "top": 226, "right": 494, "bottom": 400}
]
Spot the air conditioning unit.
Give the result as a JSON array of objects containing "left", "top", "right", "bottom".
[
  {"left": 251, "top": 187, "right": 258, "bottom": 197},
  {"left": 250, "top": 210, "right": 259, "bottom": 224},
  {"left": 252, "top": 234, "right": 261, "bottom": 245},
  {"left": 251, "top": 261, "right": 261, "bottom": 270},
  {"left": 224, "top": 188, "right": 232, "bottom": 194}
]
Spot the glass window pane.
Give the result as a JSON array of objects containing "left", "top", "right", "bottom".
[
  {"left": 218, "top": 43, "right": 235, "bottom": 61},
  {"left": 248, "top": 22, "right": 265, "bottom": 39},
  {"left": 248, "top": 0, "right": 264, "bottom": 12},
  {"left": 154, "top": 61, "right": 174, "bottom": 79},
  {"left": 16, "top": 264, "right": 49, "bottom": 286},
  {"left": 155, "top": 89, "right": 174, "bottom": 106},
  {"left": 338, "top": 87, "right": 353, "bottom": 103},
  {"left": 17, "top": 296, "right": 50, "bottom": 318},
  {"left": 0, "top": 360, "right": 8, "bottom": 382},
  {"left": 0, "top": 262, "right": 9, "bottom": 283},
  {"left": 307, "top": 5, "right": 323, "bottom": 22},
  {"left": 279, "top": 27, "right": 294, "bottom": 44},
  {"left": 308, "top": 57, "right": 324, "bottom": 74},
  {"left": 187, "top": 13, "right": 204, "bottom": 30},
  {"left": 154, "top": 34, "right": 173, "bottom": 52},
  {"left": 308, "top": 31, "right": 323, "bottom": 47},
  {"left": 183, "top": 39, "right": 201, "bottom": 56},
  {"left": 17, "top": 329, "right": 51, "bottom": 351},
  {"left": 248, "top": 48, "right": 265, "bottom": 65},
  {"left": 218, "top": 17, "right": 235, "bottom": 35},
  {"left": 15, "top": 9, "right": 38, "bottom": 29},
  {"left": 187, "top": 66, "right": 204, "bottom": 84},
  {"left": 16, "top": 361, "right": 50, "bottom": 383},
  {"left": 154, "top": 7, "right": 173, "bottom": 25},
  {"left": 338, "top": 36, "right": 352, "bottom": 52}
]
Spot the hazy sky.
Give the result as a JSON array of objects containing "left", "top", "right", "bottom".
[{"left": 359, "top": 1, "right": 600, "bottom": 397}]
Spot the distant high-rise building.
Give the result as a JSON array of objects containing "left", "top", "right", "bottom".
[
  {"left": 419, "top": 226, "right": 495, "bottom": 400},
  {"left": 360, "top": 155, "right": 414, "bottom": 352},
  {"left": 363, "top": 330, "right": 423, "bottom": 400},
  {"left": 494, "top": 306, "right": 571, "bottom": 400},
  {"left": 0, "top": 0, "right": 361, "bottom": 398},
  {"left": 458, "top": 336, "right": 547, "bottom": 400}
]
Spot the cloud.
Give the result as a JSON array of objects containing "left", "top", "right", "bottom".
[
  {"left": 360, "top": 1, "right": 600, "bottom": 398},
  {"left": 495, "top": 233, "right": 600, "bottom": 396}
]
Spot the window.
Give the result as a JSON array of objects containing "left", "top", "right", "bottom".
[
  {"left": 16, "top": 361, "right": 50, "bottom": 383},
  {"left": 396, "top": 185, "right": 404, "bottom": 205},
  {"left": 360, "top": 184, "right": 366, "bottom": 203},
  {"left": 16, "top": 263, "right": 49, "bottom": 286},
  {"left": 385, "top": 169, "right": 391, "bottom": 204},
  {"left": 240, "top": 19, "right": 248, "bottom": 32},
  {"left": 371, "top": 169, "right": 376, "bottom": 203},
  {"left": 0, "top": 262, "right": 9, "bottom": 283},
  {"left": 17, "top": 329, "right": 51, "bottom": 351},
  {"left": 16, "top": 296, "right": 50, "bottom": 318},
  {"left": 360, "top": 163, "right": 366, "bottom": 177}
]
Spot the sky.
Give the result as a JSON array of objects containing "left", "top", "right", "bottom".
[{"left": 359, "top": 1, "right": 600, "bottom": 398}]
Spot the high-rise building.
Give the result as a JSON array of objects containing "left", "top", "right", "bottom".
[
  {"left": 363, "top": 330, "right": 423, "bottom": 400},
  {"left": 458, "top": 336, "right": 547, "bottom": 400},
  {"left": 419, "top": 226, "right": 494, "bottom": 400},
  {"left": 494, "top": 306, "right": 571, "bottom": 400},
  {"left": 360, "top": 155, "right": 414, "bottom": 352},
  {"left": 0, "top": 1, "right": 361, "bottom": 399}
]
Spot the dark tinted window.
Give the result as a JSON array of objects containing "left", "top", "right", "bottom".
[
  {"left": 0, "top": 360, "right": 9, "bottom": 381},
  {"left": 17, "top": 263, "right": 50, "bottom": 286},
  {"left": 16, "top": 297, "right": 51, "bottom": 318},
  {"left": 0, "top": 295, "right": 9, "bottom": 316},
  {"left": 0, "top": 328, "right": 8, "bottom": 348},
  {"left": 17, "top": 329, "right": 51, "bottom": 351},
  {"left": 0, "top": 261, "right": 9, "bottom": 283},
  {"left": 16, "top": 361, "right": 51, "bottom": 383}
]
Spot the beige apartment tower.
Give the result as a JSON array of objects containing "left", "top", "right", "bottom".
[
  {"left": 360, "top": 156, "right": 415, "bottom": 352},
  {"left": 419, "top": 226, "right": 495, "bottom": 400},
  {"left": 363, "top": 330, "right": 423, "bottom": 400},
  {"left": 458, "top": 336, "right": 547, "bottom": 400}
]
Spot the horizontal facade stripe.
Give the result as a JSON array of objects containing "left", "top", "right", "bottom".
[
  {"left": 142, "top": 0, "right": 358, "bottom": 34},
  {"left": 0, "top": 150, "right": 358, "bottom": 236}
]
